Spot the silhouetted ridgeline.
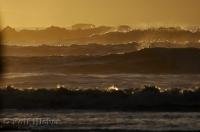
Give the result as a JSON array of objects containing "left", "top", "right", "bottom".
[
  {"left": 1, "top": 85, "right": 200, "bottom": 111},
  {"left": 3, "top": 48, "right": 200, "bottom": 74},
  {"left": 1, "top": 25, "right": 200, "bottom": 45}
]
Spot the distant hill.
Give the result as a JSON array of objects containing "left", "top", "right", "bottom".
[{"left": 3, "top": 48, "right": 200, "bottom": 74}]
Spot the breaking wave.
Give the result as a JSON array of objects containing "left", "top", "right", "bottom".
[{"left": 1, "top": 85, "right": 200, "bottom": 111}]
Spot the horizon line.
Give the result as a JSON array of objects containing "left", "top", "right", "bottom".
[{"left": 1, "top": 24, "right": 200, "bottom": 31}]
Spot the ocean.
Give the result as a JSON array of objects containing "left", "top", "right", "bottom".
[
  {"left": 1, "top": 109, "right": 200, "bottom": 131},
  {"left": 1, "top": 73, "right": 200, "bottom": 131},
  {"left": 1, "top": 73, "right": 200, "bottom": 90}
]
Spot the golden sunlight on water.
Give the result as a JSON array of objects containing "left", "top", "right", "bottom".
[{"left": 0, "top": 1, "right": 200, "bottom": 131}]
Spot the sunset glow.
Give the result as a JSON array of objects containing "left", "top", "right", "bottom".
[{"left": 1, "top": 0, "right": 200, "bottom": 28}]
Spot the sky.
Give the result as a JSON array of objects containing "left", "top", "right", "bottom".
[{"left": 0, "top": 0, "right": 200, "bottom": 28}]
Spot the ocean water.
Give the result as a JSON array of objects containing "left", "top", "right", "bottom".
[
  {"left": 1, "top": 110, "right": 200, "bottom": 131},
  {"left": 1, "top": 74, "right": 200, "bottom": 131},
  {"left": 1, "top": 73, "right": 200, "bottom": 90}
]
